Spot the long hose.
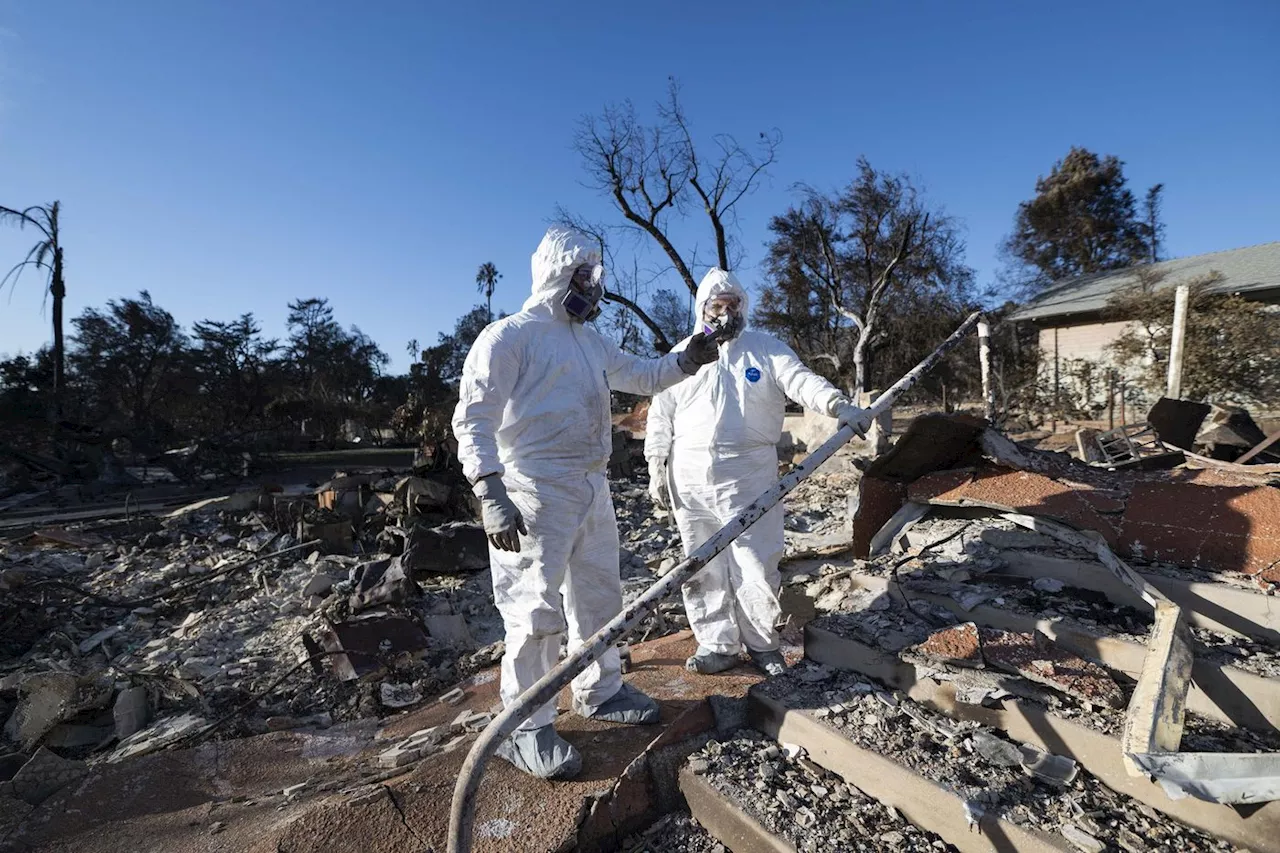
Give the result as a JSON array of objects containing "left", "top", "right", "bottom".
[{"left": 447, "top": 311, "right": 984, "bottom": 853}]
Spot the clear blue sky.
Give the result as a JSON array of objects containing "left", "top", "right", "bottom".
[{"left": 2, "top": 0, "right": 1277, "bottom": 371}]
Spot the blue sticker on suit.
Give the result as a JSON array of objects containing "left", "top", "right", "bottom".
[{"left": 745, "top": 367, "right": 761, "bottom": 383}]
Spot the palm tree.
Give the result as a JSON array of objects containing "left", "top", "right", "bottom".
[
  {"left": 475, "top": 262, "right": 501, "bottom": 323},
  {"left": 1, "top": 201, "right": 66, "bottom": 417}
]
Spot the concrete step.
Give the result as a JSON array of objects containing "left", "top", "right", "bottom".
[
  {"left": 678, "top": 729, "right": 950, "bottom": 853},
  {"left": 801, "top": 619, "right": 1280, "bottom": 853},
  {"left": 744, "top": 685, "right": 1073, "bottom": 853}
]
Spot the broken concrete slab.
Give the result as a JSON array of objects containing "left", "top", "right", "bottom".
[
  {"left": 1119, "top": 476, "right": 1280, "bottom": 581},
  {"left": 915, "top": 623, "right": 983, "bottom": 668},
  {"left": 913, "top": 623, "right": 1124, "bottom": 709},
  {"left": 978, "top": 627, "right": 1125, "bottom": 709},
  {"left": 854, "top": 414, "right": 1280, "bottom": 578},
  {"left": 109, "top": 712, "right": 206, "bottom": 762},
  {"left": 3, "top": 672, "right": 79, "bottom": 749},
  {"left": 10, "top": 747, "right": 89, "bottom": 805}
]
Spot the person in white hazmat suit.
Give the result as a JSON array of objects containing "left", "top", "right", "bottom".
[
  {"left": 645, "top": 268, "right": 872, "bottom": 677},
  {"left": 451, "top": 227, "right": 721, "bottom": 780}
]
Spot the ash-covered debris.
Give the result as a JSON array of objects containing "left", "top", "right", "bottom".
[
  {"left": 756, "top": 663, "right": 1234, "bottom": 852},
  {"left": 618, "top": 812, "right": 725, "bottom": 853},
  {"left": 4, "top": 448, "right": 850, "bottom": 809},
  {"left": 0, "top": 465, "right": 510, "bottom": 806},
  {"left": 690, "top": 730, "right": 953, "bottom": 852}
]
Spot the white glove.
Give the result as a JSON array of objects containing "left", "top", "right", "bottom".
[
  {"left": 648, "top": 457, "right": 670, "bottom": 510},
  {"left": 473, "top": 475, "right": 527, "bottom": 552},
  {"left": 831, "top": 398, "right": 872, "bottom": 438}
]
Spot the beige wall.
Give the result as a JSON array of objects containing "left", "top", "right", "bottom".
[
  {"left": 1037, "top": 320, "right": 1135, "bottom": 365},
  {"left": 1038, "top": 319, "right": 1155, "bottom": 411}
]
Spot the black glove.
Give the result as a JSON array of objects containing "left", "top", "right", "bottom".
[{"left": 677, "top": 332, "right": 721, "bottom": 375}]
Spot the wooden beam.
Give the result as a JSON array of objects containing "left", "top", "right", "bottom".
[
  {"left": 1122, "top": 601, "right": 1194, "bottom": 775},
  {"left": 1238, "top": 429, "right": 1280, "bottom": 465},
  {"left": 1167, "top": 284, "right": 1190, "bottom": 399}
]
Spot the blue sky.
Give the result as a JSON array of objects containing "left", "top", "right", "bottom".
[{"left": 1, "top": 0, "right": 1277, "bottom": 371}]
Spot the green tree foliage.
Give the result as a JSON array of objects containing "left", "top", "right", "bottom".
[
  {"left": 1107, "top": 271, "right": 1280, "bottom": 406},
  {"left": 1003, "top": 147, "right": 1159, "bottom": 291}
]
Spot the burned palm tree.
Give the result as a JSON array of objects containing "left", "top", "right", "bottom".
[
  {"left": 1, "top": 201, "right": 67, "bottom": 417},
  {"left": 475, "top": 262, "right": 501, "bottom": 323}
]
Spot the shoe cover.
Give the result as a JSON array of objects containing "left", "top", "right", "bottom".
[
  {"left": 583, "top": 683, "right": 660, "bottom": 725},
  {"left": 495, "top": 724, "right": 582, "bottom": 780},
  {"left": 685, "top": 647, "right": 740, "bottom": 674},
  {"left": 748, "top": 649, "right": 787, "bottom": 676}
]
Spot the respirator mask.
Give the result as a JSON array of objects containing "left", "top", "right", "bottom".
[
  {"left": 701, "top": 294, "right": 743, "bottom": 341},
  {"left": 562, "top": 263, "right": 605, "bottom": 323}
]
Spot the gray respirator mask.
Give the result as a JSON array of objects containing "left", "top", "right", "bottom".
[
  {"left": 563, "top": 263, "right": 605, "bottom": 323},
  {"left": 702, "top": 311, "right": 743, "bottom": 342}
]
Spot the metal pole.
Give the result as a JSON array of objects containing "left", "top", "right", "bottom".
[
  {"left": 977, "top": 318, "right": 995, "bottom": 423},
  {"left": 1166, "top": 284, "right": 1190, "bottom": 400},
  {"left": 446, "top": 311, "right": 983, "bottom": 853},
  {"left": 1108, "top": 369, "right": 1116, "bottom": 431}
]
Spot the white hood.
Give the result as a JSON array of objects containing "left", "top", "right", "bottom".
[
  {"left": 522, "top": 227, "right": 602, "bottom": 318},
  {"left": 693, "top": 267, "right": 750, "bottom": 332}
]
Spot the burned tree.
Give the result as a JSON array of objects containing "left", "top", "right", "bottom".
[
  {"left": 759, "top": 158, "right": 974, "bottom": 395},
  {"left": 1, "top": 201, "right": 68, "bottom": 417},
  {"left": 566, "top": 80, "right": 779, "bottom": 352}
]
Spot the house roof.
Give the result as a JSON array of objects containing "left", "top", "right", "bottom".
[{"left": 1007, "top": 241, "right": 1280, "bottom": 322}]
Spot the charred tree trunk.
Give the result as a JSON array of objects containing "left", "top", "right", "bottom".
[{"left": 51, "top": 246, "right": 65, "bottom": 420}]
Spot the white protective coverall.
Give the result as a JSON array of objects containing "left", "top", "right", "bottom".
[
  {"left": 452, "top": 228, "right": 691, "bottom": 730},
  {"left": 645, "top": 269, "right": 847, "bottom": 656}
]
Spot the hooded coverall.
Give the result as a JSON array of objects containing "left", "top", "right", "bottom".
[
  {"left": 645, "top": 269, "right": 849, "bottom": 656},
  {"left": 452, "top": 228, "right": 691, "bottom": 730}
]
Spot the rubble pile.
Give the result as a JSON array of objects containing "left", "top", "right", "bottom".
[
  {"left": 755, "top": 664, "right": 1233, "bottom": 852},
  {"left": 690, "top": 730, "right": 953, "bottom": 852},
  {"left": 615, "top": 812, "right": 723, "bottom": 853},
  {"left": 0, "top": 465, "right": 513, "bottom": 806}
]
